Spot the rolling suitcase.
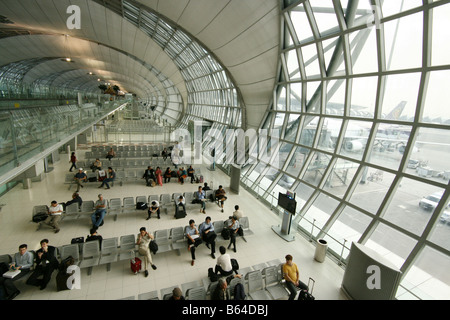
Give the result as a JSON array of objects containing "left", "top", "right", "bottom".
[
  {"left": 298, "top": 277, "right": 315, "bottom": 300},
  {"left": 130, "top": 251, "right": 142, "bottom": 274}
]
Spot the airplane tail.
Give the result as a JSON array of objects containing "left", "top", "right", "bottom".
[{"left": 385, "top": 101, "right": 406, "bottom": 120}]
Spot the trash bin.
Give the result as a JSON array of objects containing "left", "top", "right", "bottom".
[{"left": 314, "top": 239, "right": 328, "bottom": 263}]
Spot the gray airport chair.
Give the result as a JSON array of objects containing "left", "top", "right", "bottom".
[
  {"left": 79, "top": 200, "right": 95, "bottom": 217},
  {"left": 108, "top": 198, "right": 122, "bottom": 221},
  {"left": 263, "top": 265, "right": 289, "bottom": 300},
  {"left": 186, "top": 286, "right": 206, "bottom": 300},
  {"left": 63, "top": 203, "right": 80, "bottom": 220},
  {"left": 119, "top": 234, "right": 136, "bottom": 260},
  {"left": 122, "top": 196, "right": 136, "bottom": 215},
  {"left": 99, "top": 237, "right": 119, "bottom": 271},
  {"left": 245, "top": 270, "right": 272, "bottom": 300},
  {"left": 154, "top": 229, "right": 172, "bottom": 253},
  {"left": 170, "top": 226, "right": 186, "bottom": 255},
  {"left": 138, "top": 290, "right": 159, "bottom": 300},
  {"left": 60, "top": 243, "right": 80, "bottom": 266},
  {"left": 79, "top": 240, "right": 101, "bottom": 275}
]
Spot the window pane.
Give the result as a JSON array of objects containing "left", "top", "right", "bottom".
[
  {"left": 323, "top": 158, "right": 360, "bottom": 198},
  {"left": 299, "top": 192, "right": 340, "bottom": 236},
  {"left": 384, "top": 13, "right": 423, "bottom": 71},
  {"left": 350, "top": 76, "right": 377, "bottom": 118},
  {"left": 324, "top": 206, "right": 373, "bottom": 259},
  {"left": 431, "top": 5, "right": 450, "bottom": 66},
  {"left": 408, "top": 127, "right": 450, "bottom": 183},
  {"left": 365, "top": 222, "right": 417, "bottom": 269},
  {"left": 349, "top": 167, "right": 396, "bottom": 214},
  {"left": 380, "top": 73, "right": 420, "bottom": 121},
  {"left": 383, "top": 178, "right": 445, "bottom": 236},
  {"left": 367, "top": 123, "right": 412, "bottom": 171},
  {"left": 339, "top": 120, "right": 372, "bottom": 161},
  {"left": 422, "top": 70, "right": 450, "bottom": 124},
  {"left": 398, "top": 246, "right": 450, "bottom": 300}
]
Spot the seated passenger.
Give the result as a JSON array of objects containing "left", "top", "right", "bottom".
[
  {"left": 0, "top": 244, "right": 34, "bottom": 300},
  {"left": 164, "top": 167, "right": 172, "bottom": 183},
  {"left": 147, "top": 201, "right": 161, "bottom": 220},
  {"left": 74, "top": 168, "right": 87, "bottom": 192},
  {"left": 98, "top": 167, "right": 115, "bottom": 189},
  {"left": 62, "top": 192, "right": 83, "bottom": 211},
  {"left": 142, "top": 166, "right": 156, "bottom": 186},
  {"left": 91, "top": 158, "right": 102, "bottom": 172},
  {"left": 86, "top": 228, "right": 103, "bottom": 247},
  {"left": 26, "top": 239, "right": 59, "bottom": 290},
  {"left": 187, "top": 165, "right": 195, "bottom": 183},
  {"left": 195, "top": 186, "right": 207, "bottom": 213},
  {"left": 106, "top": 148, "right": 116, "bottom": 161},
  {"left": 215, "top": 185, "right": 227, "bottom": 212}
]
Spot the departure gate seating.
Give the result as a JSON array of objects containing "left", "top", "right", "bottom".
[{"left": 31, "top": 191, "right": 220, "bottom": 225}]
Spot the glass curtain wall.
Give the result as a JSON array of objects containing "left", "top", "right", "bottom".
[
  {"left": 241, "top": 0, "right": 450, "bottom": 300},
  {"left": 117, "top": 1, "right": 241, "bottom": 132}
]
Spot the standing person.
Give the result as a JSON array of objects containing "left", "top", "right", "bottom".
[
  {"left": 195, "top": 186, "right": 207, "bottom": 214},
  {"left": 136, "top": 227, "right": 157, "bottom": 277},
  {"left": 186, "top": 219, "right": 202, "bottom": 266},
  {"left": 283, "top": 254, "right": 308, "bottom": 300},
  {"left": 187, "top": 165, "right": 195, "bottom": 183},
  {"left": 98, "top": 167, "right": 115, "bottom": 189},
  {"left": 42, "top": 200, "right": 63, "bottom": 233},
  {"left": 227, "top": 216, "right": 240, "bottom": 253},
  {"left": 164, "top": 167, "right": 172, "bottom": 183},
  {"left": 74, "top": 168, "right": 87, "bottom": 192},
  {"left": 92, "top": 194, "right": 107, "bottom": 228},
  {"left": 199, "top": 216, "right": 216, "bottom": 259},
  {"left": 0, "top": 244, "right": 34, "bottom": 300},
  {"left": 214, "top": 246, "right": 233, "bottom": 276},
  {"left": 215, "top": 185, "right": 227, "bottom": 212},
  {"left": 26, "top": 239, "right": 58, "bottom": 290},
  {"left": 147, "top": 200, "right": 160, "bottom": 220},
  {"left": 69, "top": 152, "right": 77, "bottom": 172},
  {"left": 155, "top": 167, "right": 163, "bottom": 186}
]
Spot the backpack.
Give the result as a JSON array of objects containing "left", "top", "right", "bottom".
[
  {"left": 33, "top": 212, "right": 48, "bottom": 223},
  {"left": 231, "top": 258, "right": 239, "bottom": 272},
  {"left": 149, "top": 240, "right": 158, "bottom": 254},
  {"left": 136, "top": 202, "right": 148, "bottom": 210},
  {"left": 208, "top": 267, "right": 218, "bottom": 282},
  {"left": 234, "top": 283, "right": 246, "bottom": 300},
  {"left": 221, "top": 228, "right": 230, "bottom": 240}
]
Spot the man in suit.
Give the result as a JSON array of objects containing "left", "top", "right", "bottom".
[
  {"left": 26, "top": 239, "right": 59, "bottom": 290},
  {"left": 142, "top": 166, "right": 156, "bottom": 186}
]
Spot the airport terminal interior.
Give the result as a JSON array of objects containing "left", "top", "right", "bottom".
[{"left": 0, "top": 0, "right": 449, "bottom": 300}]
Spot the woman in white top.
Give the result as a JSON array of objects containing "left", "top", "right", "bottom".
[{"left": 136, "top": 227, "right": 157, "bottom": 277}]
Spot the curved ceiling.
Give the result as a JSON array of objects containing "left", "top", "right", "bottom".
[{"left": 0, "top": 0, "right": 280, "bottom": 129}]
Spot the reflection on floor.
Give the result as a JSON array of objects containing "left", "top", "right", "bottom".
[{"left": 0, "top": 150, "right": 346, "bottom": 300}]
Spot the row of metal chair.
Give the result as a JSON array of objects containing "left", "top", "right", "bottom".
[
  {"left": 65, "top": 166, "right": 200, "bottom": 189},
  {"left": 121, "top": 258, "right": 289, "bottom": 300},
  {"left": 91, "top": 144, "right": 169, "bottom": 153},
  {"left": 32, "top": 191, "right": 220, "bottom": 223}
]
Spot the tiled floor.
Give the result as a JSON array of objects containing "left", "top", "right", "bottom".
[{"left": 0, "top": 148, "right": 347, "bottom": 300}]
